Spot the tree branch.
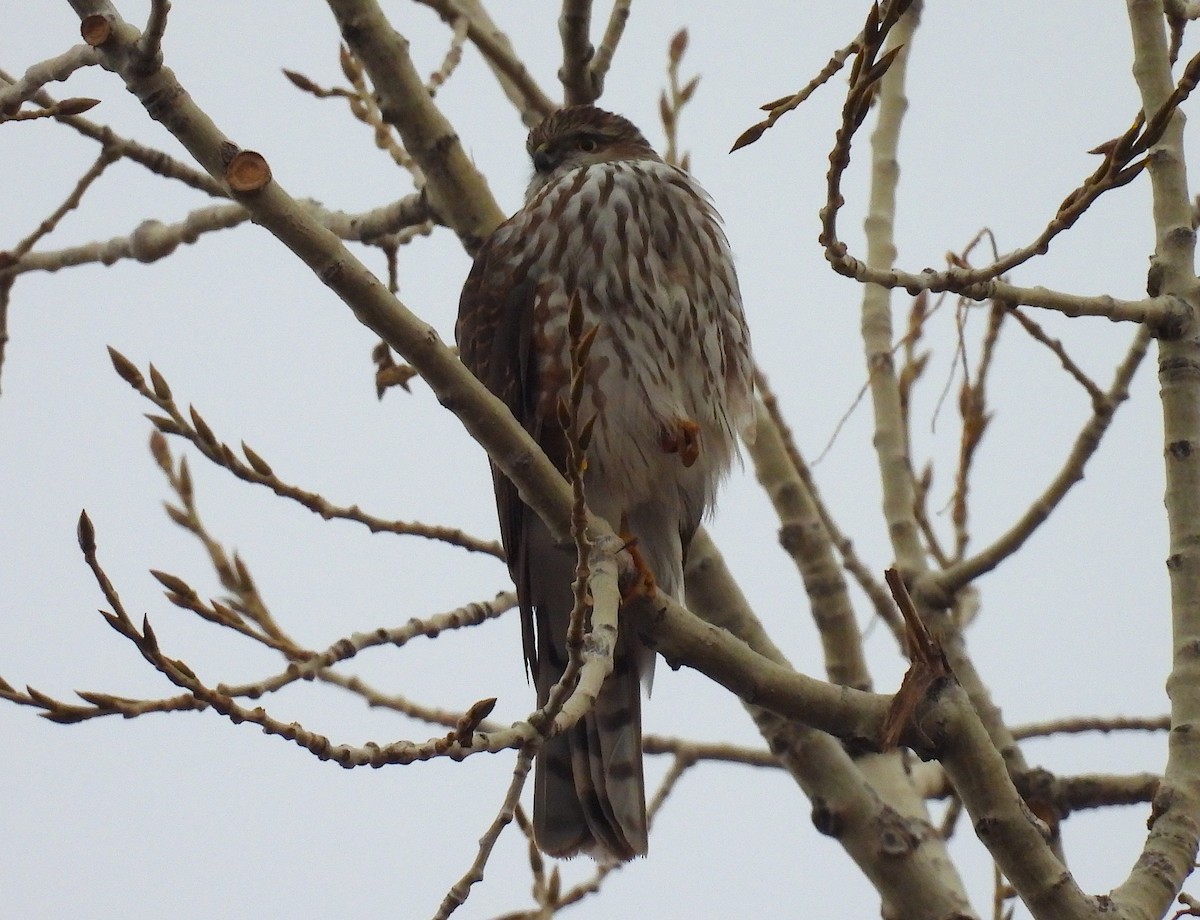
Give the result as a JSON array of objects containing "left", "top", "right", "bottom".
[
  {"left": 324, "top": 0, "right": 506, "bottom": 252},
  {"left": 558, "top": 0, "right": 595, "bottom": 104},
  {"left": 1111, "top": 2, "right": 1200, "bottom": 917},
  {"left": 936, "top": 325, "right": 1151, "bottom": 593},
  {"left": 414, "top": 0, "right": 556, "bottom": 124},
  {"left": 0, "top": 44, "right": 100, "bottom": 116}
]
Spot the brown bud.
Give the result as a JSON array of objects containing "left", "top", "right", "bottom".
[
  {"left": 57, "top": 97, "right": 101, "bottom": 116},
  {"left": 149, "top": 431, "right": 171, "bottom": 470},
  {"left": 282, "top": 69, "right": 317, "bottom": 93},
  {"left": 730, "top": 123, "right": 766, "bottom": 153},
  {"left": 148, "top": 363, "right": 172, "bottom": 400},
  {"left": 150, "top": 569, "right": 195, "bottom": 598},
  {"left": 77, "top": 510, "right": 96, "bottom": 554},
  {"left": 107, "top": 346, "right": 144, "bottom": 389},
  {"left": 188, "top": 406, "right": 217, "bottom": 446},
  {"left": 668, "top": 29, "right": 689, "bottom": 63},
  {"left": 241, "top": 442, "right": 274, "bottom": 477}
]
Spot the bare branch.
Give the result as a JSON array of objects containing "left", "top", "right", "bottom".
[
  {"left": 0, "top": 44, "right": 100, "bottom": 117},
  {"left": 434, "top": 745, "right": 537, "bottom": 919},
  {"left": 732, "top": 37, "right": 858, "bottom": 152},
  {"left": 587, "top": 1, "right": 631, "bottom": 98},
  {"left": 137, "top": 0, "right": 169, "bottom": 69},
  {"left": 936, "top": 325, "right": 1151, "bottom": 592},
  {"left": 1012, "top": 714, "right": 1169, "bottom": 740},
  {"left": 4, "top": 204, "right": 249, "bottom": 278},
  {"left": 642, "top": 735, "right": 779, "bottom": 768},
  {"left": 110, "top": 353, "right": 506, "bottom": 558},
  {"left": 0, "top": 143, "right": 118, "bottom": 392},
  {"left": 221, "top": 594, "right": 518, "bottom": 701},
  {"left": 817, "top": 7, "right": 1200, "bottom": 327},
  {"left": 558, "top": 0, "right": 596, "bottom": 104},
  {"left": 1007, "top": 307, "right": 1107, "bottom": 408},
  {"left": 326, "top": 0, "right": 507, "bottom": 251},
  {"left": 752, "top": 369, "right": 900, "bottom": 644},
  {"left": 427, "top": 13, "right": 470, "bottom": 94},
  {"left": 414, "top": 0, "right": 556, "bottom": 124}
]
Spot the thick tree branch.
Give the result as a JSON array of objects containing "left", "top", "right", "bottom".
[
  {"left": 746, "top": 391, "right": 874, "bottom": 689},
  {"left": 681, "top": 529, "right": 977, "bottom": 919},
  {"left": 1111, "top": 2, "right": 1200, "bottom": 918},
  {"left": 324, "top": 0, "right": 506, "bottom": 253},
  {"left": 859, "top": 2, "right": 925, "bottom": 574},
  {"left": 558, "top": 0, "right": 595, "bottom": 104}
]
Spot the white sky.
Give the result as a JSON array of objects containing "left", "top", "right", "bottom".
[{"left": 1, "top": 3, "right": 1183, "bottom": 918}]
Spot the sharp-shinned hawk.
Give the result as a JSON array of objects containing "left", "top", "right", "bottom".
[{"left": 456, "top": 105, "right": 753, "bottom": 861}]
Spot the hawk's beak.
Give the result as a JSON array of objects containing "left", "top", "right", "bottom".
[{"left": 532, "top": 143, "right": 555, "bottom": 173}]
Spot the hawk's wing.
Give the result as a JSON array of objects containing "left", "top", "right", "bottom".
[{"left": 456, "top": 228, "right": 547, "bottom": 678}]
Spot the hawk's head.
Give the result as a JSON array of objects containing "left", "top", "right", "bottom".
[{"left": 524, "top": 105, "right": 659, "bottom": 197}]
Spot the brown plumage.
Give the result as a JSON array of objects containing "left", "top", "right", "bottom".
[{"left": 457, "top": 105, "right": 753, "bottom": 861}]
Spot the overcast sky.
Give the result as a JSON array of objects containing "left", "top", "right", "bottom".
[{"left": 1, "top": 3, "right": 1184, "bottom": 918}]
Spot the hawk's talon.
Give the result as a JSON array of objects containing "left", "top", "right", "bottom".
[
  {"left": 619, "top": 532, "right": 658, "bottom": 601},
  {"left": 660, "top": 417, "right": 701, "bottom": 468}
]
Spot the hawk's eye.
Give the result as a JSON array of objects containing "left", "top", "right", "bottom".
[{"left": 578, "top": 136, "right": 598, "bottom": 153}]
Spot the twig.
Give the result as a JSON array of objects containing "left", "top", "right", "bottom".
[
  {"left": 0, "top": 45, "right": 101, "bottom": 117},
  {"left": 433, "top": 745, "right": 537, "bottom": 919},
  {"left": 936, "top": 325, "right": 1151, "bottom": 592},
  {"left": 319, "top": 669, "right": 501, "bottom": 729},
  {"left": 413, "top": 0, "right": 556, "bottom": 124},
  {"left": 950, "top": 301, "right": 1004, "bottom": 560},
  {"left": 106, "top": 349, "right": 505, "bottom": 558},
  {"left": 69, "top": 509, "right": 566, "bottom": 767},
  {"left": 136, "top": 0, "right": 170, "bottom": 70},
  {"left": 338, "top": 45, "right": 424, "bottom": 177},
  {"left": 0, "top": 67, "right": 226, "bottom": 196},
  {"left": 5, "top": 144, "right": 119, "bottom": 262},
  {"left": 587, "top": 0, "right": 631, "bottom": 98},
  {"left": 1007, "top": 307, "right": 1107, "bottom": 409},
  {"left": 731, "top": 37, "right": 858, "bottom": 152},
  {"left": 0, "top": 144, "right": 118, "bottom": 392},
  {"left": 659, "top": 29, "right": 699, "bottom": 172},
  {"left": 0, "top": 684, "right": 206, "bottom": 724},
  {"left": 819, "top": 15, "right": 1200, "bottom": 325},
  {"left": 427, "top": 14, "right": 470, "bottom": 94},
  {"left": 1011, "top": 714, "right": 1169, "bottom": 740},
  {"left": 642, "top": 735, "right": 779, "bottom": 768},
  {"left": 219, "top": 593, "right": 517, "bottom": 700},
  {"left": 149, "top": 430, "right": 294, "bottom": 643},
  {"left": 2, "top": 96, "right": 100, "bottom": 122}
]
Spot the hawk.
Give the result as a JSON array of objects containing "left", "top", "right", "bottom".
[{"left": 456, "top": 105, "right": 753, "bottom": 861}]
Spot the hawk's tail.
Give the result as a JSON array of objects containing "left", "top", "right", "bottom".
[
  {"left": 527, "top": 521, "right": 649, "bottom": 862},
  {"left": 533, "top": 631, "right": 648, "bottom": 861}
]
